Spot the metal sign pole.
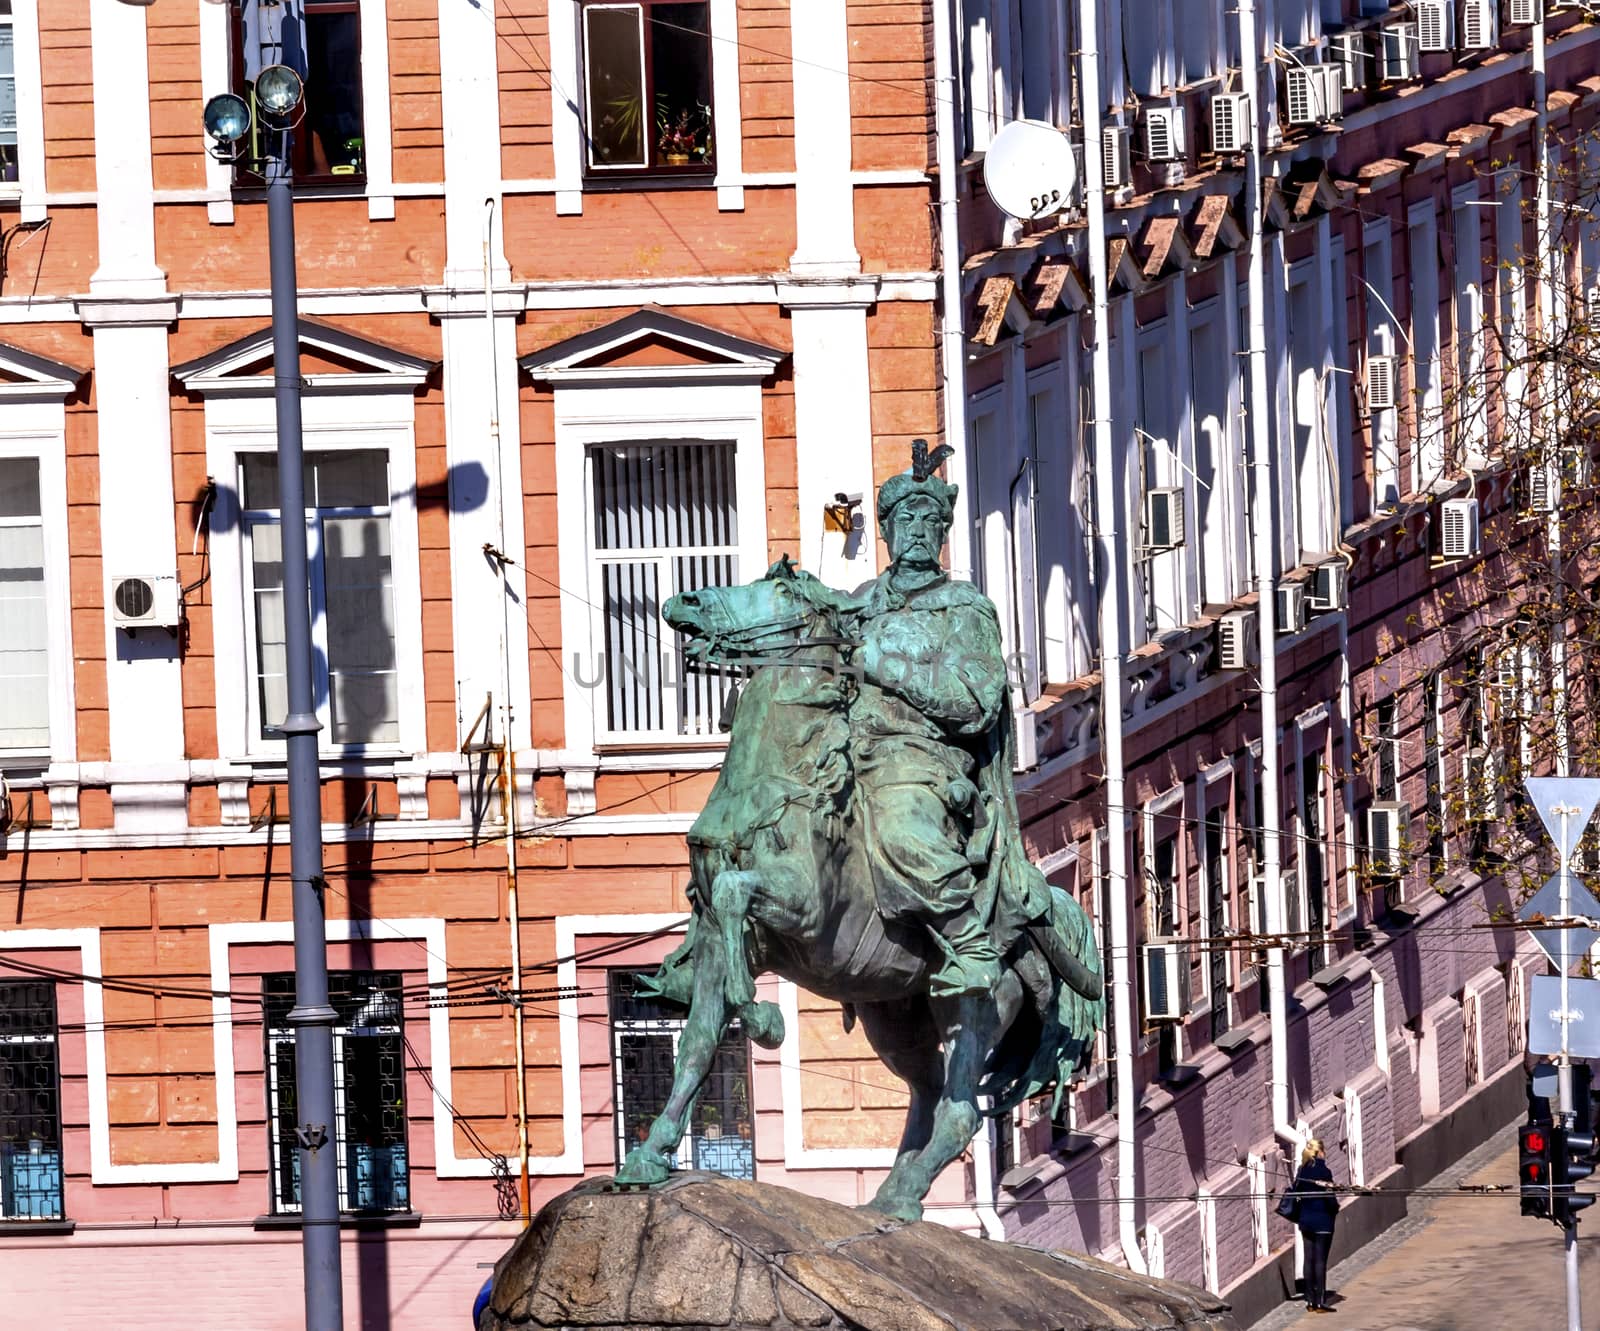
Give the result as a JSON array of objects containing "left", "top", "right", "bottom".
[{"left": 1556, "top": 803, "right": 1581, "bottom": 1331}]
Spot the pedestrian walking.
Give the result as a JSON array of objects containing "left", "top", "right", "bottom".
[{"left": 1287, "top": 1138, "right": 1340, "bottom": 1314}]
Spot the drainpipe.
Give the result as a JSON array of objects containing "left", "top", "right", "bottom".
[
  {"left": 485, "top": 199, "right": 532, "bottom": 1221},
  {"left": 1077, "top": 0, "right": 1146, "bottom": 1276},
  {"left": 1533, "top": 19, "right": 1568, "bottom": 777},
  {"left": 932, "top": 0, "right": 974, "bottom": 579},
  {"left": 1236, "top": 0, "right": 1296, "bottom": 1158}
]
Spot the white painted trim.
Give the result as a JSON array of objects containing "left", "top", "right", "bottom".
[
  {"left": 172, "top": 320, "right": 435, "bottom": 393},
  {"left": 777, "top": 979, "right": 898, "bottom": 1169},
  {"left": 361, "top": 0, "right": 396, "bottom": 222},
  {"left": 202, "top": 393, "right": 427, "bottom": 763},
  {"left": 197, "top": 0, "right": 234, "bottom": 225},
  {"left": 521, "top": 306, "right": 786, "bottom": 381},
  {"left": 788, "top": 0, "right": 859, "bottom": 273},
  {"left": 11, "top": 1, "right": 44, "bottom": 224},
  {"left": 0, "top": 419, "right": 76, "bottom": 766},
  {"left": 552, "top": 380, "right": 771, "bottom": 760},
  {"left": 547, "top": 0, "right": 584, "bottom": 215},
  {"left": 709, "top": 0, "right": 745, "bottom": 211}
]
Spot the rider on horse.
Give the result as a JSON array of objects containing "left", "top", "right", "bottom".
[{"left": 846, "top": 440, "right": 1044, "bottom": 999}]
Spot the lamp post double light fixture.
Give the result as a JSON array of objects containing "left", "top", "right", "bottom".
[{"left": 204, "top": 63, "right": 346, "bottom": 1331}]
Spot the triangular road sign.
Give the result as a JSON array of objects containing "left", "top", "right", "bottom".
[{"left": 1525, "top": 778, "right": 1600, "bottom": 863}]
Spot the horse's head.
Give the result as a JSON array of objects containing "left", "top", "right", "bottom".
[{"left": 663, "top": 557, "right": 848, "bottom": 667}]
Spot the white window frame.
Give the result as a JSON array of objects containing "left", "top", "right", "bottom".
[
  {"left": 1294, "top": 706, "right": 1333, "bottom": 946},
  {"left": 204, "top": 398, "right": 425, "bottom": 763},
  {"left": 0, "top": 352, "right": 80, "bottom": 769},
  {"left": 1409, "top": 200, "right": 1445, "bottom": 492},
  {"left": 1362, "top": 218, "right": 1401, "bottom": 511},
  {"left": 1195, "top": 760, "right": 1235, "bottom": 1026},
  {"left": 554, "top": 386, "right": 769, "bottom": 759},
  {"left": 552, "top": 0, "right": 744, "bottom": 212},
  {"left": 1188, "top": 296, "right": 1245, "bottom": 607},
  {"left": 1, "top": 2, "right": 43, "bottom": 222},
  {"left": 1497, "top": 169, "right": 1530, "bottom": 445},
  {"left": 1287, "top": 258, "right": 1335, "bottom": 564}
]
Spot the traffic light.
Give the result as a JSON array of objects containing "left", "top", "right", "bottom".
[
  {"left": 1522, "top": 1122, "right": 1556, "bottom": 1219},
  {"left": 1557, "top": 1122, "right": 1598, "bottom": 1227}
]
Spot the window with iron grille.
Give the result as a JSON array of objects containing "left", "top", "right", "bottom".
[
  {"left": 588, "top": 441, "right": 739, "bottom": 740},
  {"left": 0, "top": 979, "right": 62, "bottom": 1220},
  {"left": 608, "top": 969, "right": 752, "bottom": 1178},
  {"left": 264, "top": 972, "right": 409, "bottom": 1214}
]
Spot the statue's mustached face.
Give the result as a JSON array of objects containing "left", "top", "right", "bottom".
[{"left": 885, "top": 495, "right": 949, "bottom": 568}]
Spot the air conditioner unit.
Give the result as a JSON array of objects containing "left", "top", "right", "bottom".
[
  {"left": 1366, "top": 801, "right": 1410, "bottom": 878},
  {"left": 1144, "top": 106, "right": 1187, "bottom": 163},
  {"left": 1247, "top": 871, "right": 1299, "bottom": 941},
  {"left": 1440, "top": 496, "right": 1481, "bottom": 559},
  {"left": 1144, "top": 487, "right": 1186, "bottom": 550},
  {"left": 1416, "top": 0, "right": 1454, "bottom": 51},
  {"left": 1462, "top": 747, "right": 1503, "bottom": 822},
  {"left": 1277, "top": 582, "right": 1308, "bottom": 635},
  {"left": 1510, "top": 0, "right": 1543, "bottom": 23},
  {"left": 1586, "top": 285, "right": 1600, "bottom": 323},
  {"left": 1329, "top": 31, "right": 1372, "bottom": 95},
  {"left": 1284, "top": 63, "right": 1343, "bottom": 126},
  {"left": 1210, "top": 93, "right": 1251, "bottom": 154},
  {"left": 109, "top": 572, "right": 181, "bottom": 630},
  {"left": 1103, "top": 125, "right": 1133, "bottom": 189},
  {"left": 1217, "top": 607, "right": 1260, "bottom": 671},
  {"left": 1460, "top": 0, "right": 1497, "bottom": 49},
  {"left": 1525, "top": 462, "right": 1557, "bottom": 515},
  {"left": 1366, "top": 352, "right": 1398, "bottom": 411},
  {"left": 1381, "top": 23, "right": 1420, "bottom": 80},
  {"left": 1563, "top": 446, "right": 1593, "bottom": 488},
  {"left": 1142, "top": 940, "right": 1185, "bottom": 1022},
  {"left": 1309, "top": 558, "right": 1348, "bottom": 612}
]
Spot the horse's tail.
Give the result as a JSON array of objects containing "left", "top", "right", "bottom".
[{"left": 980, "top": 886, "right": 1106, "bottom": 1116}]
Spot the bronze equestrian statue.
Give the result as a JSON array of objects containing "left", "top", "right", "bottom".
[{"left": 614, "top": 441, "right": 1105, "bottom": 1222}]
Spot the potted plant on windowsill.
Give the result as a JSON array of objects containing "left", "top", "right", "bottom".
[{"left": 657, "top": 103, "right": 712, "bottom": 168}]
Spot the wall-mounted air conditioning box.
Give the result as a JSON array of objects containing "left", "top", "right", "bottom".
[
  {"left": 1416, "top": 0, "right": 1454, "bottom": 51},
  {"left": 1524, "top": 463, "right": 1557, "bottom": 515},
  {"left": 1510, "top": 0, "right": 1544, "bottom": 23},
  {"left": 1248, "top": 871, "right": 1299, "bottom": 943},
  {"left": 1103, "top": 125, "right": 1133, "bottom": 189},
  {"left": 1460, "top": 0, "right": 1498, "bottom": 49},
  {"left": 1216, "top": 608, "right": 1259, "bottom": 671},
  {"left": 1329, "top": 31, "right": 1372, "bottom": 96},
  {"left": 1439, "top": 496, "right": 1481, "bottom": 559},
  {"left": 1308, "top": 558, "right": 1348, "bottom": 612},
  {"left": 1144, "top": 106, "right": 1187, "bottom": 163},
  {"left": 1277, "top": 582, "right": 1308, "bottom": 635},
  {"left": 1366, "top": 352, "right": 1397, "bottom": 411},
  {"left": 1210, "top": 93, "right": 1251, "bottom": 154},
  {"left": 1144, "top": 487, "right": 1186, "bottom": 551},
  {"left": 1564, "top": 447, "right": 1593, "bottom": 488},
  {"left": 109, "top": 572, "right": 181, "bottom": 630},
  {"left": 1462, "top": 747, "right": 1503, "bottom": 822},
  {"left": 1284, "top": 64, "right": 1343, "bottom": 126},
  {"left": 1366, "top": 801, "right": 1410, "bottom": 878},
  {"left": 1142, "top": 940, "right": 1185, "bottom": 1022},
  {"left": 1381, "top": 23, "right": 1420, "bottom": 80}
]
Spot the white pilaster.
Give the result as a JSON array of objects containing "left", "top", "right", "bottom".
[
  {"left": 709, "top": 0, "right": 745, "bottom": 211},
  {"left": 783, "top": 291, "right": 877, "bottom": 584},
  {"left": 438, "top": 0, "right": 508, "bottom": 282},
  {"left": 361, "top": 0, "right": 396, "bottom": 221},
  {"left": 548, "top": 0, "right": 584, "bottom": 216},
  {"left": 789, "top": 0, "right": 858, "bottom": 273},
  {"left": 87, "top": 0, "right": 163, "bottom": 294},
  {"left": 431, "top": 302, "right": 533, "bottom": 750},
  {"left": 197, "top": 0, "right": 233, "bottom": 224}
]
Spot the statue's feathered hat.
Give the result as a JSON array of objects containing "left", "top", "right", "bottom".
[{"left": 876, "top": 438, "right": 959, "bottom": 528}]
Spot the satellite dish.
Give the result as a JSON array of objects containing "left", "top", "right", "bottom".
[{"left": 983, "top": 119, "right": 1079, "bottom": 222}]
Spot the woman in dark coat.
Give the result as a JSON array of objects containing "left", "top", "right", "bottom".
[{"left": 1292, "top": 1138, "right": 1340, "bottom": 1313}]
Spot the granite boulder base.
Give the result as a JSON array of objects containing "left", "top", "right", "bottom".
[{"left": 481, "top": 1174, "right": 1237, "bottom": 1331}]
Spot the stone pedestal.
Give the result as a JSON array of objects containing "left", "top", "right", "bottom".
[{"left": 481, "top": 1174, "right": 1236, "bottom": 1331}]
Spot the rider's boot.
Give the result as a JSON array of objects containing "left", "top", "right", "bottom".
[{"left": 929, "top": 905, "right": 1001, "bottom": 998}]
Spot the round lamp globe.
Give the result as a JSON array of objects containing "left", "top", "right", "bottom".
[
  {"left": 256, "top": 65, "right": 304, "bottom": 117},
  {"left": 202, "top": 93, "right": 252, "bottom": 147}
]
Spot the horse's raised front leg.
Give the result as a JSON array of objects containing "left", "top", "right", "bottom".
[
  {"left": 614, "top": 907, "right": 735, "bottom": 1186},
  {"left": 711, "top": 860, "right": 815, "bottom": 1049}
]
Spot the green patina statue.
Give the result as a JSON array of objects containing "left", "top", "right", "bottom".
[{"left": 614, "top": 440, "right": 1105, "bottom": 1222}]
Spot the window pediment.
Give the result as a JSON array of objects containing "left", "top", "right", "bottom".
[
  {"left": 0, "top": 342, "right": 86, "bottom": 401},
  {"left": 520, "top": 307, "right": 786, "bottom": 387},
  {"left": 171, "top": 318, "right": 437, "bottom": 397}
]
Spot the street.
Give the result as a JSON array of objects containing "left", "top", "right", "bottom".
[{"left": 1255, "top": 1127, "right": 1600, "bottom": 1331}]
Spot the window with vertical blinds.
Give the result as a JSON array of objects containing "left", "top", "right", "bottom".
[
  {"left": 589, "top": 441, "right": 738, "bottom": 739},
  {"left": 0, "top": 457, "right": 47, "bottom": 752}
]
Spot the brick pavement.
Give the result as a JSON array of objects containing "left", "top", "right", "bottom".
[{"left": 1252, "top": 1126, "right": 1600, "bottom": 1330}]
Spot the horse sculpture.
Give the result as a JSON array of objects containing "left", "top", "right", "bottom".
[{"left": 613, "top": 560, "right": 1104, "bottom": 1221}]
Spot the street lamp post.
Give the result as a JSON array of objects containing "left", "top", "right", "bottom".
[{"left": 205, "top": 64, "right": 346, "bottom": 1331}]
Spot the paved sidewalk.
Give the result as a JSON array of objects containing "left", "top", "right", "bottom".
[{"left": 1252, "top": 1125, "right": 1600, "bottom": 1330}]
